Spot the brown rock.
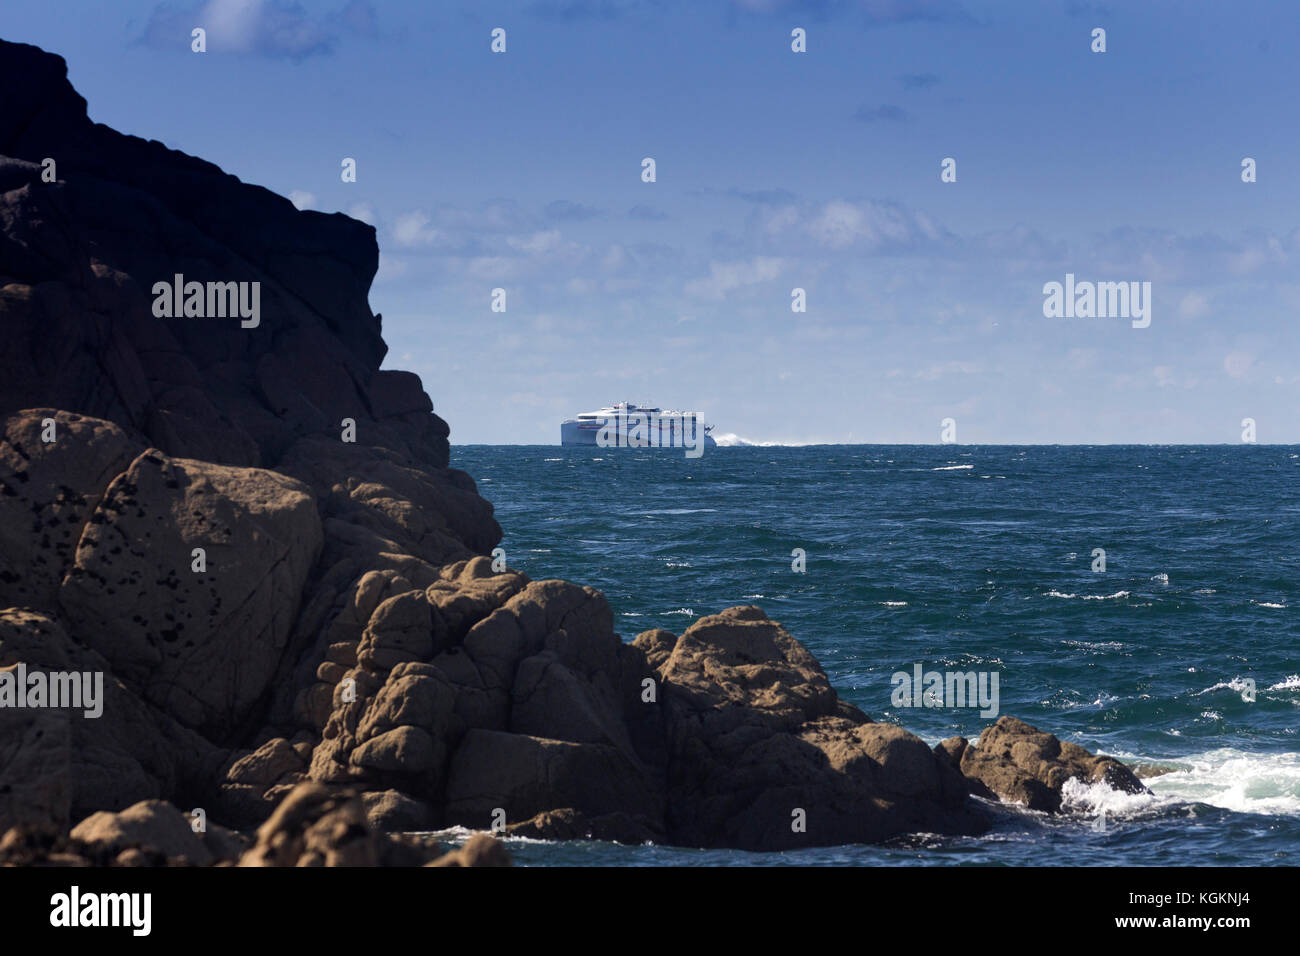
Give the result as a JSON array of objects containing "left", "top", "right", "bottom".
[
  {"left": 70, "top": 799, "right": 212, "bottom": 865},
  {"left": 238, "top": 781, "right": 447, "bottom": 866},
  {"left": 224, "top": 737, "right": 306, "bottom": 788},
  {"left": 427, "top": 832, "right": 511, "bottom": 867},
  {"left": 445, "top": 729, "right": 662, "bottom": 829},
  {"left": 362, "top": 790, "right": 436, "bottom": 832},
  {"left": 0, "top": 409, "right": 143, "bottom": 609},
  {"left": 957, "top": 716, "right": 1148, "bottom": 812},
  {"left": 238, "top": 782, "right": 375, "bottom": 867},
  {"left": 653, "top": 607, "right": 986, "bottom": 850},
  {"left": 57, "top": 448, "right": 322, "bottom": 740},
  {"left": 0, "top": 607, "right": 223, "bottom": 834},
  {"left": 507, "top": 808, "right": 662, "bottom": 845},
  {"left": 356, "top": 590, "right": 438, "bottom": 671}
]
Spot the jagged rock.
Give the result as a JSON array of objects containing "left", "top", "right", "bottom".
[
  {"left": 426, "top": 832, "right": 512, "bottom": 868},
  {"left": 632, "top": 628, "right": 676, "bottom": 672},
  {"left": 445, "top": 729, "right": 662, "bottom": 830},
  {"left": 427, "top": 557, "right": 529, "bottom": 642},
  {"left": 0, "top": 607, "right": 223, "bottom": 834},
  {"left": 507, "top": 808, "right": 662, "bottom": 845},
  {"left": 362, "top": 790, "right": 436, "bottom": 831},
  {"left": 356, "top": 590, "right": 440, "bottom": 671},
  {"left": 223, "top": 737, "right": 306, "bottom": 788},
  {"left": 279, "top": 438, "right": 499, "bottom": 564},
  {"left": 200, "top": 821, "right": 250, "bottom": 862},
  {"left": 651, "top": 607, "right": 987, "bottom": 850},
  {"left": 0, "top": 705, "right": 71, "bottom": 835},
  {"left": 940, "top": 716, "right": 1149, "bottom": 813},
  {"left": 0, "top": 38, "right": 471, "bottom": 478},
  {"left": 0, "top": 409, "right": 143, "bottom": 609},
  {"left": 70, "top": 799, "right": 212, "bottom": 865},
  {"left": 0, "top": 827, "right": 92, "bottom": 867},
  {"left": 56, "top": 446, "right": 322, "bottom": 740},
  {"left": 658, "top": 605, "right": 840, "bottom": 725},
  {"left": 237, "top": 782, "right": 453, "bottom": 867}
]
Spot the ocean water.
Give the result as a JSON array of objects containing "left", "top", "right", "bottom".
[{"left": 447, "top": 445, "right": 1300, "bottom": 866}]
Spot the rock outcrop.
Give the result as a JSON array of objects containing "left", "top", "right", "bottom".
[
  {"left": 0, "top": 37, "right": 1146, "bottom": 857},
  {"left": 647, "top": 607, "right": 984, "bottom": 849},
  {"left": 0, "top": 782, "right": 506, "bottom": 867},
  {"left": 936, "top": 716, "right": 1148, "bottom": 813}
]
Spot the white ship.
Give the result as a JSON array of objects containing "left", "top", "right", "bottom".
[{"left": 561, "top": 402, "right": 717, "bottom": 454}]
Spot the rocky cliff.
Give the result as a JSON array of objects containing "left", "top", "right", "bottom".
[{"left": 0, "top": 38, "right": 1145, "bottom": 861}]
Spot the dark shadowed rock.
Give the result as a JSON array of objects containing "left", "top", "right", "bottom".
[
  {"left": 507, "top": 807, "right": 662, "bottom": 845},
  {"left": 0, "top": 607, "right": 224, "bottom": 835},
  {"left": 0, "top": 409, "right": 143, "bottom": 609},
  {"left": 445, "top": 728, "right": 662, "bottom": 829},
  {"left": 650, "top": 607, "right": 987, "bottom": 850}
]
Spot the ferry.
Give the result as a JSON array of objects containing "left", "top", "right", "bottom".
[{"left": 561, "top": 402, "right": 717, "bottom": 451}]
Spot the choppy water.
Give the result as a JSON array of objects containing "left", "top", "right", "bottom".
[{"left": 448, "top": 445, "right": 1300, "bottom": 865}]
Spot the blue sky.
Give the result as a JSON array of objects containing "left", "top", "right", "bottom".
[{"left": 4, "top": 0, "right": 1298, "bottom": 443}]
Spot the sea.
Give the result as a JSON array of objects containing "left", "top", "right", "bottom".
[{"left": 445, "top": 444, "right": 1300, "bottom": 866}]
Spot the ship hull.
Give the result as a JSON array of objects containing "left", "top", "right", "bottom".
[{"left": 561, "top": 420, "right": 716, "bottom": 449}]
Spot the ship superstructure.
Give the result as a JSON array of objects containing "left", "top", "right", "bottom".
[{"left": 561, "top": 402, "right": 717, "bottom": 456}]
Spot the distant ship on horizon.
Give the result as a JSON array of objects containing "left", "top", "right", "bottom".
[{"left": 561, "top": 402, "right": 717, "bottom": 453}]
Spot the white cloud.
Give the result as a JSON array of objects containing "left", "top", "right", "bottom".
[
  {"left": 684, "top": 257, "right": 784, "bottom": 300},
  {"left": 601, "top": 244, "right": 628, "bottom": 272},
  {"left": 506, "top": 230, "right": 564, "bottom": 256},
  {"left": 393, "top": 211, "right": 437, "bottom": 246},
  {"left": 348, "top": 202, "right": 377, "bottom": 226},
  {"left": 288, "top": 190, "right": 316, "bottom": 210},
  {"left": 1224, "top": 351, "right": 1254, "bottom": 379}
]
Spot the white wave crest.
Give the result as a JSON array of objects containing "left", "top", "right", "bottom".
[
  {"left": 711, "top": 433, "right": 811, "bottom": 447},
  {"left": 1194, "top": 676, "right": 1256, "bottom": 696},
  {"left": 1060, "top": 776, "right": 1166, "bottom": 818},
  {"left": 1046, "top": 590, "right": 1130, "bottom": 600},
  {"left": 1140, "top": 749, "right": 1300, "bottom": 816}
]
